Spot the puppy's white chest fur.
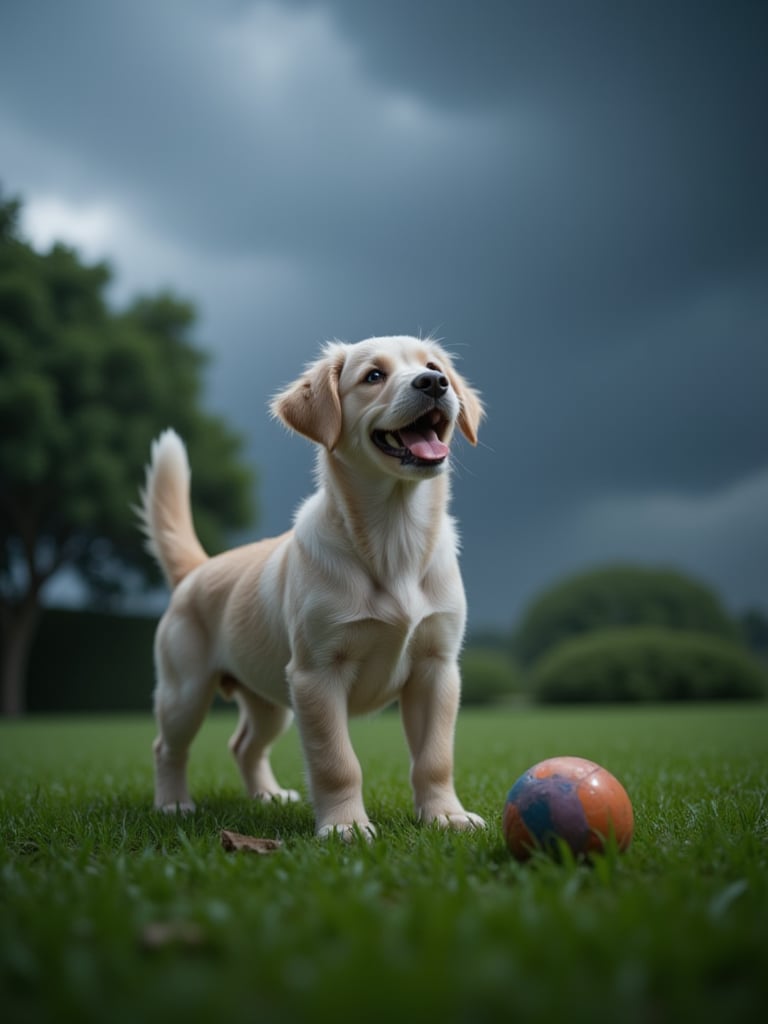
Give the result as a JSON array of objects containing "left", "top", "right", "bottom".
[
  {"left": 326, "top": 618, "right": 417, "bottom": 715},
  {"left": 294, "top": 573, "right": 451, "bottom": 715}
]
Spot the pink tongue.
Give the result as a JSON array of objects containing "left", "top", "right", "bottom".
[{"left": 399, "top": 427, "right": 449, "bottom": 461}]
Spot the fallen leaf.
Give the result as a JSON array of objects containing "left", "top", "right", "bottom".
[{"left": 220, "top": 829, "right": 282, "bottom": 854}]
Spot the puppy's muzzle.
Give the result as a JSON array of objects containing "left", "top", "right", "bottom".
[{"left": 371, "top": 369, "right": 456, "bottom": 467}]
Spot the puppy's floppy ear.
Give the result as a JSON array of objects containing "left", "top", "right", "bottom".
[
  {"left": 271, "top": 348, "right": 345, "bottom": 451},
  {"left": 445, "top": 364, "right": 484, "bottom": 446}
]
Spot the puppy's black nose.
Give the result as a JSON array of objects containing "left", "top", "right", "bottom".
[{"left": 412, "top": 370, "right": 449, "bottom": 398}]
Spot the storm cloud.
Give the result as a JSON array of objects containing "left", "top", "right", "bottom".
[{"left": 2, "top": 0, "right": 766, "bottom": 626}]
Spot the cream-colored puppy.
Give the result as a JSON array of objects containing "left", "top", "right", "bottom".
[{"left": 138, "top": 335, "right": 485, "bottom": 839}]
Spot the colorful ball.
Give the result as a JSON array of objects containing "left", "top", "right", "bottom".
[{"left": 503, "top": 756, "right": 634, "bottom": 860}]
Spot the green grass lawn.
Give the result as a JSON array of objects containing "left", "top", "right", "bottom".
[{"left": 1, "top": 704, "right": 767, "bottom": 1024}]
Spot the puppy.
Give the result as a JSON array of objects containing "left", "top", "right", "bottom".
[{"left": 138, "top": 335, "right": 485, "bottom": 839}]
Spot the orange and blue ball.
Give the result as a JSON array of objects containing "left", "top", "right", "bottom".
[{"left": 503, "top": 756, "right": 634, "bottom": 860}]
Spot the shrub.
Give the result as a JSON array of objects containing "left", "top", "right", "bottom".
[
  {"left": 461, "top": 648, "right": 522, "bottom": 705},
  {"left": 513, "top": 565, "right": 737, "bottom": 666},
  {"left": 530, "top": 627, "right": 767, "bottom": 703}
]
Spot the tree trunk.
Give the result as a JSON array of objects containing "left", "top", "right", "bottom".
[{"left": 0, "top": 597, "right": 41, "bottom": 717}]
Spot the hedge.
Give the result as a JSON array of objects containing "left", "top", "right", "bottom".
[
  {"left": 530, "top": 626, "right": 767, "bottom": 703},
  {"left": 26, "top": 608, "right": 158, "bottom": 713},
  {"left": 514, "top": 565, "right": 737, "bottom": 666}
]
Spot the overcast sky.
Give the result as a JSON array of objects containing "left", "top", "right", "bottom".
[{"left": 2, "top": 0, "right": 766, "bottom": 628}]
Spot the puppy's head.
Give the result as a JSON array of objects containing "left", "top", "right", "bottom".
[{"left": 272, "top": 336, "right": 483, "bottom": 479}]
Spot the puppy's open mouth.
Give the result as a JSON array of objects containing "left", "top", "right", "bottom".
[{"left": 372, "top": 410, "right": 450, "bottom": 466}]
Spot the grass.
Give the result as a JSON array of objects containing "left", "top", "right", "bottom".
[{"left": 1, "top": 704, "right": 767, "bottom": 1024}]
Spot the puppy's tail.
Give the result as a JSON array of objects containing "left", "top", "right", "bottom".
[{"left": 135, "top": 429, "right": 208, "bottom": 589}]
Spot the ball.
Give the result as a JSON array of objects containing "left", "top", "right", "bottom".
[{"left": 503, "top": 756, "right": 634, "bottom": 860}]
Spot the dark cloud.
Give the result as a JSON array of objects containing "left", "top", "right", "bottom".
[{"left": 1, "top": 0, "right": 766, "bottom": 625}]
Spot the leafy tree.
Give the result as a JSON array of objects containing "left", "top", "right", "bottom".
[
  {"left": 0, "top": 192, "right": 255, "bottom": 715},
  {"left": 513, "top": 564, "right": 738, "bottom": 666}
]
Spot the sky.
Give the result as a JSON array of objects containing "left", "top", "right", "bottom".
[{"left": 1, "top": 0, "right": 767, "bottom": 629}]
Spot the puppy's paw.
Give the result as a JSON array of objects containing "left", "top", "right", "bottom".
[
  {"left": 428, "top": 811, "right": 486, "bottom": 831},
  {"left": 253, "top": 787, "right": 301, "bottom": 804},
  {"left": 317, "top": 822, "right": 377, "bottom": 843},
  {"left": 156, "top": 800, "right": 196, "bottom": 815}
]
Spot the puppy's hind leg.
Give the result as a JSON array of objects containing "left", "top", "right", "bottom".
[
  {"left": 153, "top": 616, "right": 217, "bottom": 813},
  {"left": 226, "top": 683, "right": 300, "bottom": 803}
]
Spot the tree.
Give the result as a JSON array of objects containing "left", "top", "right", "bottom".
[
  {"left": 512, "top": 564, "right": 738, "bottom": 666},
  {"left": 0, "top": 192, "right": 255, "bottom": 715}
]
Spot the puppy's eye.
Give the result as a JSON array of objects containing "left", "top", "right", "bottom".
[
  {"left": 426, "top": 361, "right": 442, "bottom": 373},
  {"left": 364, "top": 368, "right": 386, "bottom": 384}
]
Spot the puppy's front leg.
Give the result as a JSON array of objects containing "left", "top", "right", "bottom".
[
  {"left": 290, "top": 673, "right": 375, "bottom": 841},
  {"left": 400, "top": 658, "right": 486, "bottom": 831}
]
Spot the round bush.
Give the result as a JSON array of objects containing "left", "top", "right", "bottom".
[
  {"left": 514, "top": 565, "right": 737, "bottom": 666},
  {"left": 461, "top": 648, "right": 522, "bottom": 705},
  {"left": 530, "top": 627, "right": 767, "bottom": 703}
]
